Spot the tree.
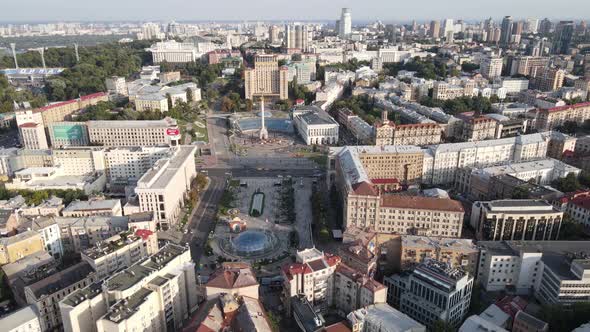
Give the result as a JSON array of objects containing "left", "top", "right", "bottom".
[
  {"left": 511, "top": 186, "right": 530, "bottom": 199},
  {"left": 552, "top": 173, "right": 581, "bottom": 193},
  {"left": 540, "top": 302, "right": 590, "bottom": 331},
  {"left": 560, "top": 121, "right": 579, "bottom": 135},
  {"left": 185, "top": 88, "right": 193, "bottom": 102}
]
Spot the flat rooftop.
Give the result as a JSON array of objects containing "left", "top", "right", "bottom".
[
  {"left": 63, "top": 199, "right": 120, "bottom": 213},
  {"left": 136, "top": 146, "right": 196, "bottom": 190},
  {"left": 62, "top": 280, "right": 104, "bottom": 307},
  {"left": 87, "top": 117, "right": 177, "bottom": 129},
  {"left": 105, "top": 264, "right": 153, "bottom": 292},
  {"left": 106, "top": 287, "right": 154, "bottom": 323},
  {"left": 26, "top": 262, "right": 94, "bottom": 299}
]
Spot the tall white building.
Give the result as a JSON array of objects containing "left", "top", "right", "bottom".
[
  {"left": 148, "top": 40, "right": 200, "bottom": 64},
  {"left": 285, "top": 24, "right": 309, "bottom": 51},
  {"left": 135, "top": 146, "right": 197, "bottom": 230},
  {"left": 339, "top": 8, "right": 352, "bottom": 38},
  {"left": 480, "top": 57, "right": 504, "bottom": 79},
  {"left": 19, "top": 122, "right": 48, "bottom": 150},
  {"left": 61, "top": 243, "right": 198, "bottom": 332}
]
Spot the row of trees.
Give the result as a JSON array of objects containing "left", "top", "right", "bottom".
[
  {"left": 0, "top": 186, "right": 87, "bottom": 206},
  {"left": 419, "top": 95, "right": 500, "bottom": 116},
  {"left": 383, "top": 56, "right": 459, "bottom": 80},
  {"left": 0, "top": 74, "right": 47, "bottom": 113}
]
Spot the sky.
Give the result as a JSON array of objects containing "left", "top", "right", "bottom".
[{"left": 1, "top": 0, "right": 589, "bottom": 23}]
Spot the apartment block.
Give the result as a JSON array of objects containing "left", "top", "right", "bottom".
[
  {"left": 480, "top": 57, "right": 504, "bottom": 79},
  {"left": 25, "top": 262, "right": 96, "bottom": 331},
  {"left": 384, "top": 260, "right": 473, "bottom": 328},
  {"left": 536, "top": 102, "right": 590, "bottom": 131},
  {"left": 96, "top": 243, "right": 198, "bottom": 332},
  {"left": 55, "top": 216, "right": 129, "bottom": 253},
  {"left": 375, "top": 121, "right": 442, "bottom": 146},
  {"left": 399, "top": 235, "right": 479, "bottom": 276},
  {"left": 19, "top": 122, "right": 48, "bottom": 150},
  {"left": 80, "top": 229, "right": 158, "bottom": 279},
  {"left": 281, "top": 248, "right": 387, "bottom": 321},
  {"left": 471, "top": 200, "right": 563, "bottom": 241},
  {"left": 0, "top": 230, "right": 45, "bottom": 265},
  {"left": 134, "top": 146, "right": 197, "bottom": 229}
]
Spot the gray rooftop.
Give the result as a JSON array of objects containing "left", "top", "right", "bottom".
[
  {"left": 105, "top": 264, "right": 153, "bottom": 292},
  {"left": 348, "top": 303, "right": 425, "bottom": 332},
  {"left": 106, "top": 287, "right": 154, "bottom": 323},
  {"left": 61, "top": 280, "right": 104, "bottom": 307},
  {"left": 0, "top": 306, "right": 40, "bottom": 330},
  {"left": 136, "top": 146, "right": 196, "bottom": 190},
  {"left": 26, "top": 262, "right": 94, "bottom": 299},
  {"left": 63, "top": 199, "right": 120, "bottom": 213}
]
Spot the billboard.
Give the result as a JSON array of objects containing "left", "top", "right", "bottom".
[
  {"left": 166, "top": 128, "right": 180, "bottom": 136},
  {"left": 52, "top": 123, "right": 86, "bottom": 141}
]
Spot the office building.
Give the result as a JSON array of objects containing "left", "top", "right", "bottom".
[
  {"left": 81, "top": 229, "right": 157, "bottom": 279},
  {"left": 285, "top": 59, "right": 316, "bottom": 84},
  {"left": 285, "top": 24, "right": 309, "bottom": 52},
  {"left": 244, "top": 54, "right": 288, "bottom": 101},
  {"left": 87, "top": 117, "right": 181, "bottom": 147},
  {"left": 509, "top": 56, "right": 550, "bottom": 76},
  {"left": 148, "top": 40, "right": 200, "bottom": 64},
  {"left": 0, "top": 231, "right": 45, "bottom": 265},
  {"left": 429, "top": 20, "right": 441, "bottom": 38},
  {"left": 553, "top": 21, "right": 574, "bottom": 54},
  {"left": 292, "top": 106, "right": 339, "bottom": 145},
  {"left": 536, "top": 102, "right": 590, "bottom": 131},
  {"left": 480, "top": 57, "right": 504, "bottom": 79},
  {"left": 399, "top": 235, "right": 479, "bottom": 276},
  {"left": 135, "top": 146, "right": 197, "bottom": 229},
  {"left": 25, "top": 262, "right": 96, "bottom": 331},
  {"left": 134, "top": 94, "right": 168, "bottom": 112},
  {"left": 347, "top": 303, "right": 426, "bottom": 332},
  {"left": 531, "top": 67, "right": 565, "bottom": 91},
  {"left": 384, "top": 260, "right": 473, "bottom": 328},
  {"left": 48, "top": 122, "right": 90, "bottom": 147},
  {"left": 501, "top": 16, "right": 514, "bottom": 44},
  {"left": 471, "top": 200, "right": 563, "bottom": 241},
  {"left": 5, "top": 166, "right": 106, "bottom": 195},
  {"left": 339, "top": 8, "right": 352, "bottom": 38},
  {"left": 476, "top": 241, "right": 590, "bottom": 303},
  {"left": 18, "top": 122, "right": 48, "bottom": 149},
  {"left": 103, "top": 146, "right": 171, "bottom": 183}
]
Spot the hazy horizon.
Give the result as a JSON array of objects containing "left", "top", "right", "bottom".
[{"left": 1, "top": 0, "right": 589, "bottom": 23}]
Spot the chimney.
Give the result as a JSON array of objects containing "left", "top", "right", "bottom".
[{"left": 381, "top": 110, "right": 388, "bottom": 124}]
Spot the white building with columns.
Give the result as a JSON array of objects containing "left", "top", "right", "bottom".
[{"left": 293, "top": 106, "right": 339, "bottom": 145}]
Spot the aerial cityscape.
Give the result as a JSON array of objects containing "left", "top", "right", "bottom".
[{"left": 1, "top": 2, "right": 590, "bottom": 332}]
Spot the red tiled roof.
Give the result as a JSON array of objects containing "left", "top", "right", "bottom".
[
  {"left": 546, "top": 102, "right": 590, "bottom": 113},
  {"left": 352, "top": 181, "right": 378, "bottom": 196},
  {"left": 134, "top": 229, "right": 154, "bottom": 240},
  {"left": 380, "top": 195, "right": 464, "bottom": 212},
  {"left": 371, "top": 178, "right": 399, "bottom": 184},
  {"left": 324, "top": 322, "right": 352, "bottom": 332},
  {"left": 206, "top": 264, "right": 258, "bottom": 289},
  {"left": 19, "top": 122, "right": 38, "bottom": 128},
  {"left": 36, "top": 92, "right": 107, "bottom": 112}
]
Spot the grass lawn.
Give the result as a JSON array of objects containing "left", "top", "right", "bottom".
[{"left": 193, "top": 120, "right": 209, "bottom": 142}]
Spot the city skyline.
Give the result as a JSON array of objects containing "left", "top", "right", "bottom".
[{"left": 1, "top": 0, "right": 590, "bottom": 23}]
